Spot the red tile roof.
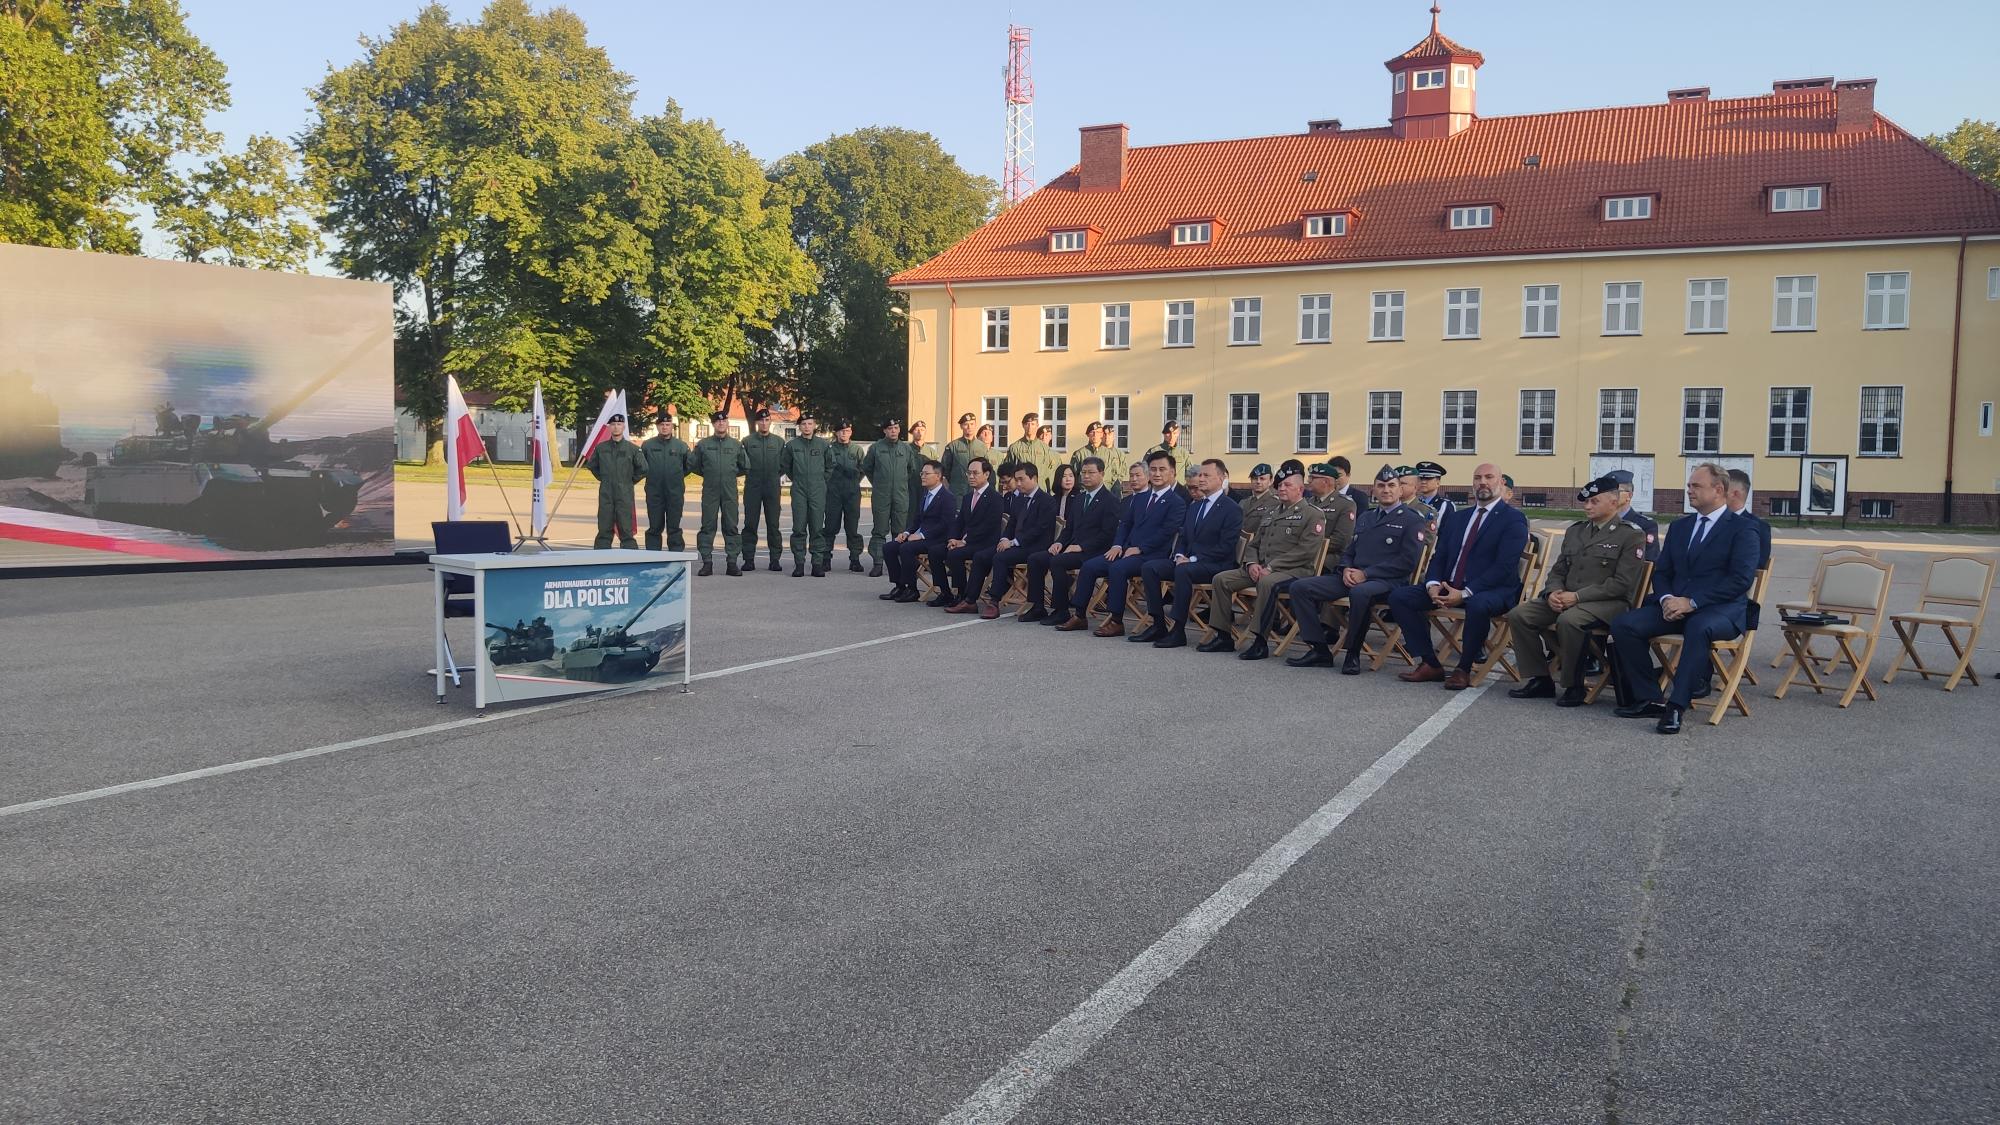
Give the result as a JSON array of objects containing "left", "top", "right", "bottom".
[
  {"left": 890, "top": 91, "right": 2000, "bottom": 288},
  {"left": 1391, "top": 8, "right": 1483, "bottom": 65}
]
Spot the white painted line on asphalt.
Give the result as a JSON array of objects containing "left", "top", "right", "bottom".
[
  {"left": 0, "top": 618, "right": 986, "bottom": 820},
  {"left": 937, "top": 684, "right": 1490, "bottom": 1125}
]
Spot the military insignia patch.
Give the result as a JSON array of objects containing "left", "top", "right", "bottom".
[
  {"left": 1313, "top": 522, "right": 1324, "bottom": 534},
  {"left": 1647, "top": 533, "right": 1656, "bottom": 542},
  {"left": 1417, "top": 530, "right": 1427, "bottom": 541}
]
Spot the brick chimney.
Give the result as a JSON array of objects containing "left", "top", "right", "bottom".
[
  {"left": 1836, "top": 79, "right": 1877, "bottom": 133},
  {"left": 1078, "top": 123, "right": 1128, "bottom": 192}
]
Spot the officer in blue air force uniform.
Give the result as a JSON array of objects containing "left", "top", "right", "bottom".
[
  {"left": 1284, "top": 464, "right": 1430, "bottom": 676},
  {"left": 1607, "top": 470, "right": 1661, "bottom": 562}
]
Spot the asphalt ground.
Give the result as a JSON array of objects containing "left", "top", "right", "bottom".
[{"left": 3, "top": 529, "right": 1997, "bottom": 1124}]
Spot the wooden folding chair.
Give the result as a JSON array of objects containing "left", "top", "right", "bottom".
[
  {"left": 1649, "top": 566, "right": 1773, "bottom": 726},
  {"left": 1774, "top": 554, "right": 1894, "bottom": 708},
  {"left": 1266, "top": 539, "right": 1334, "bottom": 657},
  {"left": 1186, "top": 582, "right": 1216, "bottom": 641},
  {"left": 1770, "top": 545, "right": 1879, "bottom": 671},
  {"left": 1582, "top": 560, "right": 1653, "bottom": 704},
  {"left": 1347, "top": 540, "right": 1434, "bottom": 670},
  {"left": 1884, "top": 554, "right": 1994, "bottom": 691},
  {"left": 1086, "top": 534, "right": 1176, "bottom": 628},
  {"left": 1432, "top": 532, "right": 1548, "bottom": 684},
  {"left": 996, "top": 564, "right": 1031, "bottom": 613}
]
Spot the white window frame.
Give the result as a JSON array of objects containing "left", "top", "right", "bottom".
[
  {"left": 1304, "top": 213, "right": 1348, "bottom": 238},
  {"left": 1393, "top": 71, "right": 1406, "bottom": 94},
  {"left": 1988, "top": 267, "right": 2000, "bottom": 300},
  {"left": 1227, "top": 393, "right": 1260, "bottom": 453},
  {"left": 1444, "top": 287, "right": 1482, "bottom": 339},
  {"left": 1517, "top": 389, "right": 1556, "bottom": 455},
  {"left": 1604, "top": 195, "right": 1654, "bottom": 221},
  {"left": 1859, "top": 385, "right": 1903, "bottom": 458},
  {"left": 1040, "top": 395, "right": 1069, "bottom": 451},
  {"left": 1440, "top": 389, "right": 1478, "bottom": 454},
  {"left": 1453, "top": 64, "right": 1472, "bottom": 87},
  {"left": 1162, "top": 395, "right": 1194, "bottom": 452},
  {"left": 1770, "top": 185, "right": 1825, "bottom": 213},
  {"left": 1977, "top": 401, "right": 1994, "bottom": 437},
  {"left": 1864, "top": 271, "right": 1910, "bottom": 331},
  {"left": 1370, "top": 290, "right": 1406, "bottom": 341},
  {"left": 1164, "top": 300, "right": 1196, "bottom": 348},
  {"left": 982, "top": 307, "right": 1010, "bottom": 352},
  {"left": 1686, "top": 278, "right": 1729, "bottom": 334},
  {"left": 1296, "top": 392, "right": 1330, "bottom": 454},
  {"left": 1773, "top": 275, "right": 1818, "bottom": 332},
  {"left": 1522, "top": 284, "right": 1561, "bottom": 337},
  {"left": 1413, "top": 68, "right": 1446, "bottom": 89},
  {"left": 1681, "top": 387, "right": 1724, "bottom": 456},
  {"left": 1049, "top": 230, "right": 1086, "bottom": 253},
  {"left": 1172, "top": 221, "right": 1212, "bottom": 246},
  {"left": 1229, "top": 297, "right": 1263, "bottom": 346},
  {"left": 1598, "top": 388, "right": 1639, "bottom": 454},
  {"left": 1101, "top": 302, "right": 1130, "bottom": 349},
  {"left": 1298, "top": 293, "right": 1332, "bottom": 344},
  {"left": 1100, "top": 395, "right": 1130, "bottom": 450},
  {"left": 1449, "top": 205, "right": 1495, "bottom": 230},
  {"left": 982, "top": 396, "right": 1010, "bottom": 449},
  {"left": 1767, "top": 386, "right": 1811, "bottom": 456},
  {"left": 1040, "top": 305, "right": 1069, "bottom": 351},
  {"left": 1367, "top": 390, "right": 1403, "bottom": 455},
  {"left": 1603, "top": 282, "right": 1643, "bottom": 336}
]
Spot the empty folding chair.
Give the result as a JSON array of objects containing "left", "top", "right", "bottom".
[{"left": 1883, "top": 554, "right": 1994, "bottom": 692}]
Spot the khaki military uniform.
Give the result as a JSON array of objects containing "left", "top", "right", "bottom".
[
  {"left": 1237, "top": 489, "right": 1279, "bottom": 561},
  {"left": 586, "top": 438, "right": 646, "bottom": 549},
  {"left": 1208, "top": 498, "right": 1326, "bottom": 637},
  {"left": 1506, "top": 517, "right": 1650, "bottom": 687},
  {"left": 1004, "top": 437, "right": 1057, "bottom": 488},
  {"left": 1305, "top": 489, "right": 1358, "bottom": 567}
]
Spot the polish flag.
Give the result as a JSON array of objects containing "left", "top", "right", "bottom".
[
  {"left": 529, "top": 381, "right": 556, "bottom": 537},
  {"left": 576, "top": 390, "right": 626, "bottom": 464},
  {"left": 443, "top": 375, "right": 488, "bottom": 521}
]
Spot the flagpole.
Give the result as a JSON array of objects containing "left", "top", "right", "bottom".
[{"left": 477, "top": 454, "right": 527, "bottom": 540}]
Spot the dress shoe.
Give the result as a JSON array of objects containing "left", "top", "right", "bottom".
[
  {"left": 1197, "top": 635, "right": 1236, "bottom": 654},
  {"left": 1238, "top": 638, "right": 1269, "bottom": 661},
  {"left": 1056, "top": 616, "right": 1089, "bottom": 632},
  {"left": 1018, "top": 606, "right": 1048, "bottom": 623},
  {"left": 1287, "top": 644, "right": 1335, "bottom": 668},
  {"left": 1443, "top": 669, "right": 1472, "bottom": 691},
  {"left": 1508, "top": 676, "right": 1556, "bottom": 699},
  {"left": 878, "top": 587, "right": 903, "bottom": 601},
  {"left": 1614, "top": 700, "right": 1668, "bottom": 719},
  {"left": 1655, "top": 704, "right": 1685, "bottom": 734},
  {"left": 725, "top": 560, "right": 742, "bottom": 577},
  {"left": 927, "top": 595, "right": 954, "bottom": 608},
  {"left": 1399, "top": 662, "right": 1446, "bottom": 684},
  {"left": 945, "top": 601, "right": 978, "bottom": 614},
  {"left": 1094, "top": 618, "right": 1126, "bottom": 638},
  {"left": 1153, "top": 631, "right": 1188, "bottom": 649},
  {"left": 1044, "top": 611, "right": 1072, "bottom": 628},
  {"left": 792, "top": 562, "right": 806, "bottom": 577},
  {"left": 979, "top": 603, "right": 1000, "bottom": 620},
  {"left": 698, "top": 560, "right": 714, "bottom": 577},
  {"left": 1690, "top": 680, "right": 1713, "bottom": 701},
  {"left": 1129, "top": 623, "right": 1165, "bottom": 644},
  {"left": 1557, "top": 684, "right": 1589, "bottom": 708},
  {"left": 1341, "top": 654, "right": 1362, "bottom": 675},
  {"left": 767, "top": 558, "right": 782, "bottom": 572},
  {"left": 894, "top": 588, "right": 922, "bottom": 603},
  {"left": 848, "top": 559, "right": 864, "bottom": 573},
  {"left": 868, "top": 560, "right": 884, "bottom": 578}
]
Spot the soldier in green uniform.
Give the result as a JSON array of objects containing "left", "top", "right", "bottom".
[
  {"left": 1397, "top": 465, "right": 1438, "bottom": 522},
  {"left": 861, "top": 418, "right": 915, "bottom": 577},
  {"left": 585, "top": 412, "right": 645, "bottom": 550},
  {"left": 939, "top": 412, "right": 989, "bottom": 498},
  {"left": 824, "top": 419, "right": 866, "bottom": 572},
  {"left": 639, "top": 410, "right": 693, "bottom": 552},
  {"left": 1005, "top": 413, "right": 1057, "bottom": 487},
  {"left": 691, "top": 411, "right": 749, "bottom": 576},
  {"left": 1504, "top": 473, "right": 1650, "bottom": 706},
  {"left": 1304, "top": 463, "right": 1358, "bottom": 562},
  {"left": 1236, "top": 463, "right": 1277, "bottom": 561},
  {"left": 738, "top": 407, "right": 786, "bottom": 571},
  {"left": 781, "top": 411, "right": 831, "bottom": 577},
  {"left": 1146, "top": 419, "right": 1185, "bottom": 461},
  {"left": 1069, "top": 422, "right": 1103, "bottom": 475},
  {"left": 1202, "top": 466, "right": 1325, "bottom": 653}
]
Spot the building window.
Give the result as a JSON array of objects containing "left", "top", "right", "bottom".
[
  {"left": 1449, "top": 205, "right": 1495, "bottom": 230},
  {"left": 1102, "top": 303, "right": 1130, "bottom": 349},
  {"left": 1522, "top": 284, "right": 1560, "bottom": 337},
  {"left": 1518, "top": 389, "right": 1556, "bottom": 455},
  {"left": 1860, "top": 498, "right": 1896, "bottom": 520},
  {"left": 1298, "top": 293, "right": 1332, "bottom": 343},
  {"left": 1444, "top": 287, "right": 1481, "bottom": 339},
  {"left": 1368, "top": 391, "right": 1403, "bottom": 454},
  {"left": 1859, "top": 386, "right": 1902, "bottom": 457},
  {"left": 1453, "top": 65, "right": 1472, "bottom": 87},
  {"left": 1770, "top": 185, "right": 1824, "bottom": 212},
  {"left": 1768, "top": 387, "right": 1811, "bottom": 455},
  {"left": 982, "top": 307, "right": 1010, "bottom": 351},
  {"left": 1604, "top": 196, "right": 1653, "bottom": 221},
  {"left": 1770, "top": 496, "right": 1799, "bottom": 517},
  {"left": 1989, "top": 267, "right": 2000, "bottom": 300},
  {"left": 1441, "top": 390, "right": 1478, "bottom": 454},
  {"left": 1370, "top": 291, "right": 1405, "bottom": 341},
  {"left": 1172, "top": 221, "right": 1212, "bottom": 245},
  {"left": 1040, "top": 396, "right": 1069, "bottom": 450},
  {"left": 1228, "top": 393, "right": 1260, "bottom": 453},
  {"left": 1598, "top": 388, "right": 1638, "bottom": 453},
  {"left": 1163, "top": 395, "right": 1194, "bottom": 452},
  {"left": 1603, "top": 282, "right": 1643, "bottom": 335},
  {"left": 1304, "top": 213, "right": 1347, "bottom": 238},
  {"left": 1682, "top": 388, "right": 1723, "bottom": 455},
  {"left": 1981, "top": 401, "right": 1995, "bottom": 437},
  {"left": 1165, "top": 300, "right": 1196, "bottom": 347},
  {"left": 1773, "top": 275, "right": 1817, "bottom": 331},
  {"left": 1050, "top": 230, "right": 1086, "bottom": 252},
  {"left": 1296, "top": 392, "right": 1330, "bottom": 453},
  {"left": 1101, "top": 395, "right": 1130, "bottom": 449},
  {"left": 1864, "top": 271, "right": 1910, "bottom": 330},
  {"left": 1413, "top": 68, "right": 1446, "bottom": 89},
  {"left": 1041, "top": 305, "right": 1069, "bottom": 350},
  {"left": 1229, "top": 297, "right": 1262, "bottom": 345},
  {"left": 1394, "top": 71, "right": 1406, "bottom": 94},
  {"left": 1686, "top": 278, "right": 1729, "bottom": 333},
  {"left": 983, "top": 396, "right": 1010, "bottom": 449}
]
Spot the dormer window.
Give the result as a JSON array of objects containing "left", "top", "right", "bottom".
[
  {"left": 1453, "top": 65, "right": 1472, "bottom": 87},
  {"left": 1412, "top": 68, "right": 1447, "bottom": 90},
  {"left": 1770, "top": 185, "right": 1824, "bottom": 213},
  {"left": 1394, "top": 72, "right": 1406, "bottom": 94},
  {"left": 1604, "top": 195, "right": 1654, "bottom": 221},
  {"left": 1049, "top": 229, "right": 1087, "bottom": 253},
  {"left": 1448, "top": 205, "right": 1495, "bottom": 230},
  {"left": 1304, "top": 213, "right": 1348, "bottom": 238},
  {"left": 1172, "top": 221, "right": 1213, "bottom": 246}
]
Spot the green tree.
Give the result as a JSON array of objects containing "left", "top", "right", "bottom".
[
  {"left": 1925, "top": 119, "right": 2000, "bottom": 191},
  {"left": 155, "top": 134, "right": 322, "bottom": 270}
]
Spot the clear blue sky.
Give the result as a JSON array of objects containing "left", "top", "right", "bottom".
[{"left": 187, "top": 0, "right": 1996, "bottom": 201}]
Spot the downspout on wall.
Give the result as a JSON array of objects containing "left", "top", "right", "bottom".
[
  {"left": 944, "top": 282, "right": 958, "bottom": 437},
  {"left": 1945, "top": 236, "right": 1967, "bottom": 524}
]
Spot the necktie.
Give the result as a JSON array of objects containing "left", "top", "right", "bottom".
[
  {"left": 970, "top": 489, "right": 978, "bottom": 513},
  {"left": 1451, "top": 508, "right": 1487, "bottom": 586},
  {"left": 1200, "top": 498, "right": 1213, "bottom": 523},
  {"left": 1690, "top": 515, "right": 1710, "bottom": 551}
]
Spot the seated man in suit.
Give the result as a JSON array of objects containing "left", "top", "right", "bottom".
[
  {"left": 1283, "top": 465, "right": 1428, "bottom": 675},
  {"left": 1133, "top": 458, "right": 1243, "bottom": 648},
  {"left": 1028, "top": 457, "right": 1120, "bottom": 626},
  {"left": 964, "top": 462, "right": 1057, "bottom": 617},
  {"left": 937, "top": 457, "right": 1000, "bottom": 608},
  {"left": 881, "top": 461, "right": 957, "bottom": 603},
  {"left": 1059, "top": 449, "right": 1187, "bottom": 637},
  {"left": 1725, "top": 468, "right": 1773, "bottom": 568},
  {"left": 1610, "top": 462, "right": 1762, "bottom": 734},
  {"left": 1387, "top": 462, "right": 1532, "bottom": 690}
]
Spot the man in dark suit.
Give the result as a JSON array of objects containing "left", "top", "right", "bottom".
[
  {"left": 1388, "top": 462, "right": 1532, "bottom": 690},
  {"left": 1028, "top": 457, "right": 1120, "bottom": 626},
  {"left": 1330, "top": 455, "right": 1371, "bottom": 514},
  {"left": 1725, "top": 468, "right": 1773, "bottom": 568},
  {"left": 1133, "top": 458, "right": 1244, "bottom": 648},
  {"left": 881, "top": 460, "right": 957, "bottom": 603},
  {"left": 1611, "top": 462, "right": 1762, "bottom": 734},
  {"left": 937, "top": 457, "right": 1000, "bottom": 608},
  {"left": 1059, "top": 449, "right": 1187, "bottom": 638},
  {"left": 964, "top": 463, "right": 1057, "bottom": 617}
]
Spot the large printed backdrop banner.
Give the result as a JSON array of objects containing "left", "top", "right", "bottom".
[
  {"left": 480, "top": 560, "right": 690, "bottom": 704},
  {"left": 0, "top": 243, "right": 395, "bottom": 569}
]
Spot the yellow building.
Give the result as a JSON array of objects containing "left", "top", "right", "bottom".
[{"left": 891, "top": 12, "right": 2000, "bottom": 525}]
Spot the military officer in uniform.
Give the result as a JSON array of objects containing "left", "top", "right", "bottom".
[
  {"left": 940, "top": 412, "right": 989, "bottom": 498},
  {"left": 1006, "top": 412, "right": 1057, "bottom": 487},
  {"left": 1609, "top": 470, "right": 1661, "bottom": 561},
  {"left": 736, "top": 408, "right": 786, "bottom": 571},
  {"left": 1284, "top": 465, "right": 1428, "bottom": 675},
  {"left": 1088, "top": 422, "right": 1129, "bottom": 495},
  {"left": 1414, "top": 461, "right": 1455, "bottom": 521},
  {"left": 824, "top": 419, "right": 866, "bottom": 571},
  {"left": 1071, "top": 422, "right": 1105, "bottom": 476},
  {"left": 639, "top": 410, "right": 693, "bottom": 552},
  {"left": 586, "top": 412, "right": 646, "bottom": 549},
  {"left": 691, "top": 411, "right": 749, "bottom": 576},
  {"left": 1236, "top": 463, "right": 1278, "bottom": 556},
  {"left": 1505, "top": 474, "right": 1651, "bottom": 706},
  {"left": 1202, "top": 465, "right": 1325, "bottom": 656},
  {"left": 907, "top": 418, "right": 938, "bottom": 514},
  {"left": 1303, "top": 463, "right": 1358, "bottom": 561},
  {"left": 781, "top": 411, "right": 831, "bottom": 576},
  {"left": 861, "top": 419, "right": 914, "bottom": 576},
  {"left": 1146, "top": 419, "right": 1185, "bottom": 461},
  {"left": 1396, "top": 465, "right": 1438, "bottom": 522}
]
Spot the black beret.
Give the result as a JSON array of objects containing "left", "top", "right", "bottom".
[
  {"left": 753, "top": 407, "right": 771, "bottom": 421},
  {"left": 708, "top": 411, "right": 727, "bottom": 424},
  {"left": 1275, "top": 465, "right": 1304, "bottom": 483},
  {"left": 1579, "top": 474, "right": 1621, "bottom": 501},
  {"left": 607, "top": 413, "right": 626, "bottom": 423}
]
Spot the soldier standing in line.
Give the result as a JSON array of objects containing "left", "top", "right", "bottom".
[
  {"left": 1070, "top": 422, "right": 1105, "bottom": 476},
  {"left": 691, "top": 412, "right": 749, "bottom": 576},
  {"left": 781, "top": 412, "right": 831, "bottom": 577},
  {"left": 1202, "top": 465, "right": 1324, "bottom": 655},
  {"left": 1146, "top": 419, "right": 1184, "bottom": 460},
  {"left": 585, "top": 412, "right": 645, "bottom": 550},
  {"left": 861, "top": 419, "right": 915, "bottom": 577},
  {"left": 940, "top": 412, "right": 989, "bottom": 498},
  {"left": 738, "top": 407, "right": 786, "bottom": 572},
  {"left": 639, "top": 409, "right": 693, "bottom": 552},
  {"left": 1505, "top": 474, "right": 1651, "bottom": 707},
  {"left": 824, "top": 419, "right": 866, "bottom": 572},
  {"left": 1006, "top": 413, "right": 1056, "bottom": 489}
]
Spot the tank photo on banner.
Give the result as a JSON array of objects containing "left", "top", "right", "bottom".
[
  {"left": 0, "top": 243, "right": 395, "bottom": 570},
  {"left": 478, "top": 560, "right": 691, "bottom": 704}
]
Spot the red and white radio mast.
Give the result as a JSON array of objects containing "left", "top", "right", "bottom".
[{"left": 1003, "top": 25, "right": 1035, "bottom": 206}]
